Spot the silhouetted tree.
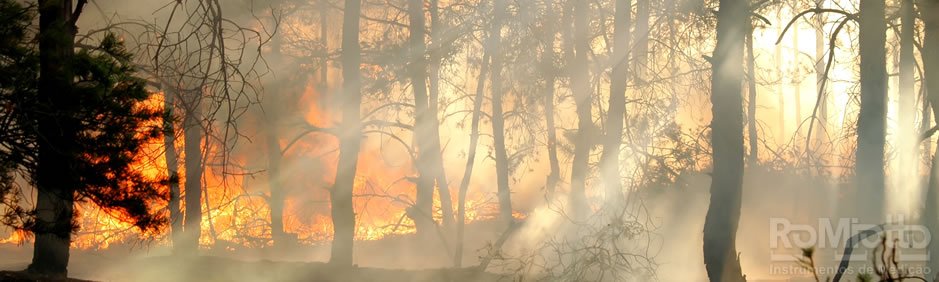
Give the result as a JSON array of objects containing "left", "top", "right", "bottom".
[
  {"left": 408, "top": 0, "right": 438, "bottom": 237},
  {"left": 490, "top": 0, "right": 514, "bottom": 225},
  {"left": 568, "top": 0, "right": 593, "bottom": 217},
  {"left": 600, "top": 0, "right": 631, "bottom": 208},
  {"left": 264, "top": 88, "right": 289, "bottom": 248},
  {"left": 144, "top": 0, "right": 272, "bottom": 252},
  {"left": 813, "top": 0, "right": 829, "bottom": 156},
  {"left": 701, "top": 0, "right": 747, "bottom": 281},
  {"left": 0, "top": 0, "right": 40, "bottom": 230},
  {"left": 899, "top": 0, "right": 915, "bottom": 120},
  {"left": 454, "top": 43, "right": 491, "bottom": 266},
  {"left": 181, "top": 89, "right": 203, "bottom": 252},
  {"left": 791, "top": 2, "right": 802, "bottom": 142},
  {"left": 259, "top": 6, "right": 292, "bottom": 249},
  {"left": 855, "top": 0, "right": 887, "bottom": 221},
  {"left": 775, "top": 9, "right": 786, "bottom": 138},
  {"left": 32, "top": 0, "right": 80, "bottom": 274},
  {"left": 162, "top": 88, "right": 182, "bottom": 249},
  {"left": 0, "top": 0, "right": 167, "bottom": 277},
  {"left": 746, "top": 23, "right": 759, "bottom": 167},
  {"left": 922, "top": 0, "right": 939, "bottom": 278},
  {"left": 427, "top": 0, "right": 455, "bottom": 230},
  {"left": 897, "top": 0, "right": 916, "bottom": 199},
  {"left": 330, "top": 0, "right": 362, "bottom": 266},
  {"left": 540, "top": 1, "right": 561, "bottom": 197}
]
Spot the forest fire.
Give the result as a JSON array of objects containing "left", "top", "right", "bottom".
[
  {"left": 0, "top": 82, "right": 512, "bottom": 250},
  {"left": 4, "top": 0, "right": 939, "bottom": 281}
]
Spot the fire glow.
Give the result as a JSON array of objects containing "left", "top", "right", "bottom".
[{"left": 0, "top": 81, "right": 512, "bottom": 250}]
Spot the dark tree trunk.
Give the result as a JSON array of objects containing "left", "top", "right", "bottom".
[
  {"left": 164, "top": 91, "right": 183, "bottom": 250},
  {"left": 266, "top": 118, "right": 287, "bottom": 247},
  {"left": 544, "top": 77, "right": 561, "bottom": 198},
  {"left": 454, "top": 54, "right": 490, "bottom": 267},
  {"left": 543, "top": 4, "right": 560, "bottom": 198},
  {"left": 265, "top": 18, "right": 290, "bottom": 248},
  {"left": 29, "top": 0, "right": 77, "bottom": 277},
  {"left": 924, "top": 98, "right": 932, "bottom": 165},
  {"left": 928, "top": 139, "right": 939, "bottom": 282},
  {"left": 568, "top": 0, "right": 592, "bottom": 217},
  {"left": 182, "top": 90, "right": 203, "bottom": 253},
  {"left": 407, "top": 0, "right": 438, "bottom": 237},
  {"left": 701, "top": 0, "right": 747, "bottom": 280},
  {"left": 489, "top": 0, "right": 513, "bottom": 224},
  {"left": 600, "top": 0, "right": 631, "bottom": 208},
  {"left": 898, "top": 0, "right": 916, "bottom": 194},
  {"left": 814, "top": 0, "right": 828, "bottom": 153},
  {"left": 746, "top": 28, "right": 759, "bottom": 167},
  {"left": 428, "top": 0, "right": 455, "bottom": 230},
  {"left": 922, "top": 0, "right": 939, "bottom": 277},
  {"left": 856, "top": 0, "right": 887, "bottom": 221},
  {"left": 330, "top": 0, "right": 362, "bottom": 266}
]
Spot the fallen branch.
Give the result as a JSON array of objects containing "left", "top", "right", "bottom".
[
  {"left": 832, "top": 224, "right": 883, "bottom": 282},
  {"left": 920, "top": 125, "right": 939, "bottom": 142},
  {"left": 476, "top": 221, "right": 522, "bottom": 272}
]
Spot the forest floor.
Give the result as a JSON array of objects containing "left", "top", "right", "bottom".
[
  {"left": 0, "top": 244, "right": 511, "bottom": 282},
  {"left": 0, "top": 256, "right": 508, "bottom": 282},
  {"left": 0, "top": 220, "right": 514, "bottom": 281},
  {"left": 0, "top": 169, "right": 863, "bottom": 281},
  {"left": 0, "top": 270, "right": 93, "bottom": 282}
]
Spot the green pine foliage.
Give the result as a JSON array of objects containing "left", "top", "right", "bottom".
[
  {"left": 0, "top": 0, "right": 167, "bottom": 236},
  {"left": 0, "top": 0, "right": 40, "bottom": 231},
  {"left": 70, "top": 33, "right": 167, "bottom": 232}
]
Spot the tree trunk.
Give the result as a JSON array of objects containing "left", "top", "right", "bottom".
[
  {"left": 330, "top": 0, "right": 362, "bottom": 266},
  {"left": 776, "top": 10, "right": 785, "bottom": 139},
  {"left": 701, "top": 0, "right": 747, "bottom": 281},
  {"left": 543, "top": 4, "right": 561, "bottom": 198},
  {"left": 30, "top": 0, "right": 77, "bottom": 276},
  {"left": 897, "top": 0, "right": 916, "bottom": 205},
  {"left": 921, "top": 0, "right": 939, "bottom": 277},
  {"left": 600, "top": 0, "right": 631, "bottom": 208},
  {"left": 266, "top": 118, "right": 287, "bottom": 247},
  {"left": 489, "top": 0, "right": 513, "bottom": 225},
  {"left": 428, "top": 0, "right": 455, "bottom": 231},
  {"left": 569, "top": 0, "right": 592, "bottom": 217},
  {"left": 265, "top": 16, "right": 290, "bottom": 249},
  {"left": 182, "top": 90, "right": 203, "bottom": 253},
  {"left": 792, "top": 20, "right": 802, "bottom": 141},
  {"left": 407, "top": 0, "right": 438, "bottom": 237},
  {"left": 924, "top": 100, "right": 933, "bottom": 164},
  {"left": 164, "top": 90, "right": 183, "bottom": 250},
  {"left": 746, "top": 25, "right": 759, "bottom": 167},
  {"left": 928, "top": 147, "right": 939, "bottom": 281},
  {"left": 814, "top": 0, "right": 828, "bottom": 154},
  {"left": 454, "top": 54, "right": 489, "bottom": 268},
  {"left": 791, "top": 22, "right": 803, "bottom": 216},
  {"left": 856, "top": 0, "right": 887, "bottom": 221}
]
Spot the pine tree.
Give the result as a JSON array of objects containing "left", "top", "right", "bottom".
[{"left": 0, "top": 0, "right": 167, "bottom": 277}]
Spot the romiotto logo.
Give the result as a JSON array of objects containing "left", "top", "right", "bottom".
[{"left": 769, "top": 217, "right": 930, "bottom": 262}]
